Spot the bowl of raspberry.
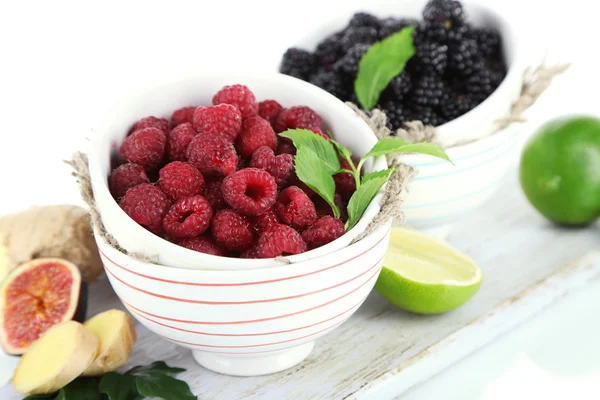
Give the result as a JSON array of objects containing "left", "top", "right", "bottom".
[
  {"left": 86, "top": 72, "right": 393, "bottom": 375},
  {"left": 278, "top": 0, "right": 526, "bottom": 238}
]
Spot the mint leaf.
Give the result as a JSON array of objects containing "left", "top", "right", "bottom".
[
  {"left": 295, "top": 146, "right": 340, "bottom": 218},
  {"left": 99, "top": 372, "right": 141, "bottom": 400},
  {"left": 279, "top": 129, "right": 340, "bottom": 174},
  {"left": 345, "top": 176, "right": 388, "bottom": 231},
  {"left": 355, "top": 27, "right": 416, "bottom": 110},
  {"left": 54, "top": 378, "right": 105, "bottom": 400},
  {"left": 331, "top": 139, "right": 353, "bottom": 164},
  {"left": 135, "top": 374, "right": 196, "bottom": 400},
  {"left": 24, "top": 395, "right": 56, "bottom": 400},
  {"left": 363, "top": 168, "right": 395, "bottom": 184},
  {"left": 127, "top": 361, "right": 186, "bottom": 376},
  {"left": 363, "top": 138, "right": 450, "bottom": 162}
]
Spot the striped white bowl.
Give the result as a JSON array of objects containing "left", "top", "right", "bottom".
[{"left": 95, "top": 222, "right": 390, "bottom": 376}]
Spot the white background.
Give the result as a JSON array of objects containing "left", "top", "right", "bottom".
[{"left": 0, "top": 0, "right": 598, "bottom": 399}]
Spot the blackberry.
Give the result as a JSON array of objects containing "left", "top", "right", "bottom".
[
  {"left": 309, "top": 71, "right": 351, "bottom": 101},
  {"left": 410, "top": 104, "right": 446, "bottom": 126},
  {"left": 440, "top": 92, "right": 479, "bottom": 120},
  {"left": 414, "top": 22, "right": 468, "bottom": 45},
  {"left": 315, "top": 33, "right": 344, "bottom": 69},
  {"left": 333, "top": 44, "right": 369, "bottom": 76},
  {"left": 389, "top": 71, "right": 412, "bottom": 100},
  {"left": 382, "top": 101, "right": 407, "bottom": 131},
  {"left": 410, "top": 40, "right": 448, "bottom": 74},
  {"left": 472, "top": 27, "right": 502, "bottom": 57},
  {"left": 349, "top": 12, "right": 382, "bottom": 29},
  {"left": 340, "top": 27, "right": 379, "bottom": 52},
  {"left": 280, "top": 48, "right": 316, "bottom": 80},
  {"left": 379, "top": 18, "right": 419, "bottom": 39},
  {"left": 411, "top": 73, "right": 449, "bottom": 107},
  {"left": 447, "top": 38, "right": 483, "bottom": 76},
  {"left": 464, "top": 68, "right": 504, "bottom": 97},
  {"left": 423, "top": 0, "right": 466, "bottom": 29}
]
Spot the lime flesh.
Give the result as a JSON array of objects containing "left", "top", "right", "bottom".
[{"left": 375, "top": 227, "right": 482, "bottom": 314}]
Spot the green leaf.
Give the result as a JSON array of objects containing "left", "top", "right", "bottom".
[
  {"left": 127, "top": 361, "right": 186, "bottom": 377},
  {"left": 99, "top": 372, "right": 141, "bottom": 400},
  {"left": 295, "top": 146, "right": 340, "bottom": 218},
  {"left": 136, "top": 374, "right": 197, "bottom": 400},
  {"left": 279, "top": 129, "right": 340, "bottom": 174},
  {"left": 355, "top": 27, "right": 416, "bottom": 110},
  {"left": 330, "top": 139, "right": 353, "bottom": 165},
  {"left": 24, "top": 395, "right": 57, "bottom": 400},
  {"left": 54, "top": 378, "right": 105, "bottom": 400},
  {"left": 345, "top": 176, "right": 388, "bottom": 231},
  {"left": 363, "top": 168, "right": 395, "bottom": 184},
  {"left": 363, "top": 138, "right": 451, "bottom": 162}
]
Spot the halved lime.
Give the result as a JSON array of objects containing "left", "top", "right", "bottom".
[{"left": 375, "top": 227, "right": 482, "bottom": 314}]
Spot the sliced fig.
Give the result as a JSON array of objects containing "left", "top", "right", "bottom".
[{"left": 0, "top": 258, "right": 88, "bottom": 355}]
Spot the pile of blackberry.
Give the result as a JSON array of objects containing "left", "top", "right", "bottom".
[{"left": 279, "top": 0, "right": 507, "bottom": 129}]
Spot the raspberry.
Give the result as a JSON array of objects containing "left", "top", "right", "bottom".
[
  {"left": 165, "top": 123, "right": 197, "bottom": 162},
  {"left": 171, "top": 106, "right": 196, "bottom": 127},
  {"left": 162, "top": 195, "right": 213, "bottom": 238},
  {"left": 290, "top": 174, "right": 316, "bottom": 198},
  {"left": 159, "top": 161, "right": 205, "bottom": 201},
  {"left": 275, "top": 106, "right": 322, "bottom": 133},
  {"left": 119, "top": 183, "right": 171, "bottom": 235},
  {"left": 130, "top": 116, "right": 170, "bottom": 134},
  {"left": 212, "top": 84, "right": 258, "bottom": 117},
  {"left": 120, "top": 127, "right": 166, "bottom": 170},
  {"left": 240, "top": 246, "right": 260, "bottom": 259},
  {"left": 177, "top": 235, "right": 226, "bottom": 256},
  {"left": 192, "top": 104, "right": 242, "bottom": 141},
  {"left": 258, "top": 100, "right": 283, "bottom": 128},
  {"left": 314, "top": 192, "right": 347, "bottom": 221},
  {"left": 203, "top": 180, "right": 226, "bottom": 211},
  {"left": 252, "top": 208, "right": 280, "bottom": 234},
  {"left": 249, "top": 146, "right": 294, "bottom": 187},
  {"left": 211, "top": 209, "right": 254, "bottom": 251},
  {"left": 235, "top": 115, "right": 278, "bottom": 158},
  {"left": 187, "top": 133, "right": 238, "bottom": 178},
  {"left": 277, "top": 139, "right": 296, "bottom": 155},
  {"left": 221, "top": 168, "right": 277, "bottom": 216},
  {"left": 109, "top": 163, "right": 149, "bottom": 199},
  {"left": 255, "top": 224, "right": 307, "bottom": 258},
  {"left": 274, "top": 186, "right": 317, "bottom": 229},
  {"left": 334, "top": 159, "right": 357, "bottom": 200},
  {"left": 301, "top": 216, "right": 345, "bottom": 249},
  {"left": 310, "top": 126, "right": 329, "bottom": 140}
]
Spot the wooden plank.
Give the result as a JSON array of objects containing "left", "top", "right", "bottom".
[{"left": 2, "top": 172, "right": 599, "bottom": 400}]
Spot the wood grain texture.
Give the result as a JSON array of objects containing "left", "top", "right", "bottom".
[{"left": 2, "top": 172, "right": 599, "bottom": 400}]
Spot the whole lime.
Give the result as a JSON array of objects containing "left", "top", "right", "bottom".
[{"left": 520, "top": 116, "right": 600, "bottom": 225}]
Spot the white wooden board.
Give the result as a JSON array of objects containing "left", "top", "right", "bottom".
[{"left": 2, "top": 171, "right": 599, "bottom": 400}]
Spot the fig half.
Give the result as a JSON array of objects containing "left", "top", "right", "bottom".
[{"left": 0, "top": 258, "right": 88, "bottom": 355}]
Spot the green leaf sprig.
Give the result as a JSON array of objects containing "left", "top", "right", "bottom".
[
  {"left": 354, "top": 26, "right": 416, "bottom": 110},
  {"left": 24, "top": 361, "right": 196, "bottom": 400},
  {"left": 281, "top": 130, "right": 451, "bottom": 231}
]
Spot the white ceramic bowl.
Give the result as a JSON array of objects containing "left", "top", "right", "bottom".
[
  {"left": 95, "top": 221, "right": 390, "bottom": 376},
  {"left": 288, "top": 1, "right": 526, "bottom": 237},
  {"left": 88, "top": 72, "right": 388, "bottom": 270}
]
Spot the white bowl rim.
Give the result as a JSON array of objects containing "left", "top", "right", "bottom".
[{"left": 88, "top": 71, "right": 389, "bottom": 270}]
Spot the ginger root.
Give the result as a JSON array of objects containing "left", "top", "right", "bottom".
[
  {"left": 82, "top": 309, "right": 137, "bottom": 376},
  {"left": 0, "top": 205, "right": 103, "bottom": 283},
  {"left": 12, "top": 321, "right": 99, "bottom": 394}
]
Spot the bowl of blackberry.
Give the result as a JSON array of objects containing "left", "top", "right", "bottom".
[{"left": 278, "top": 0, "right": 523, "bottom": 145}]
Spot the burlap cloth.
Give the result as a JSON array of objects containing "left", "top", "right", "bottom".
[{"left": 67, "top": 62, "right": 569, "bottom": 262}]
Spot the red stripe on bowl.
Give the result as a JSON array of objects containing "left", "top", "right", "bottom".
[
  {"left": 160, "top": 318, "right": 346, "bottom": 349},
  {"left": 99, "top": 232, "right": 387, "bottom": 286},
  {"left": 105, "top": 255, "right": 384, "bottom": 304},
  {"left": 119, "top": 267, "right": 380, "bottom": 325},
  {"left": 130, "top": 297, "right": 364, "bottom": 336}
]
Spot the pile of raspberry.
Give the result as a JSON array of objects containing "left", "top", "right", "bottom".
[
  {"left": 110, "top": 84, "right": 354, "bottom": 259},
  {"left": 279, "top": 0, "right": 507, "bottom": 129}
]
